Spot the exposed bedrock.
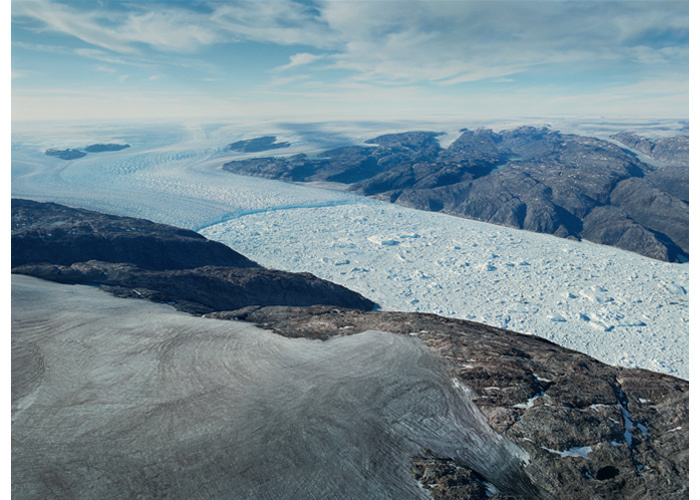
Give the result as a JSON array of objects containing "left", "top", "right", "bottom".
[
  {"left": 223, "top": 126, "right": 689, "bottom": 261},
  {"left": 11, "top": 199, "right": 375, "bottom": 313},
  {"left": 612, "top": 132, "right": 688, "bottom": 167},
  {"left": 11, "top": 198, "right": 261, "bottom": 270},
  {"left": 226, "top": 305, "right": 689, "bottom": 500},
  {"left": 13, "top": 260, "right": 376, "bottom": 313},
  {"left": 44, "top": 143, "right": 130, "bottom": 159},
  {"left": 227, "top": 135, "right": 291, "bottom": 153}
]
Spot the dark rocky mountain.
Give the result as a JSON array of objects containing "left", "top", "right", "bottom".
[
  {"left": 612, "top": 132, "right": 689, "bottom": 167},
  {"left": 14, "top": 261, "right": 376, "bottom": 314},
  {"left": 12, "top": 199, "right": 260, "bottom": 271},
  {"left": 44, "top": 148, "right": 86, "bottom": 160},
  {"left": 84, "top": 143, "right": 131, "bottom": 153},
  {"left": 610, "top": 131, "right": 690, "bottom": 204},
  {"left": 223, "top": 126, "right": 689, "bottom": 262},
  {"left": 11, "top": 199, "right": 374, "bottom": 313},
  {"left": 11, "top": 200, "right": 688, "bottom": 499},
  {"left": 227, "top": 136, "right": 291, "bottom": 153},
  {"left": 44, "top": 143, "right": 130, "bottom": 160}
]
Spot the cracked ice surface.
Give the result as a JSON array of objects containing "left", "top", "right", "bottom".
[
  {"left": 12, "top": 121, "right": 689, "bottom": 379},
  {"left": 203, "top": 203, "right": 688, "bottom": 378}
]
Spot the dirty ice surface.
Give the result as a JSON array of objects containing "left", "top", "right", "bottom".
[
  {"left": 11, "top": 120, "right": 689, "bottom": 379},
  {"left": 12, "top": 274, "right": 533, "bottom": 499}
]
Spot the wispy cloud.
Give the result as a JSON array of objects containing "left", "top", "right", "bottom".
[
  {"left": 13, "top": 0, "right": 140, "bottom": 54},
  {"left": 268, "top": 74, "right": 313, "bottom": 87},
  {"left": 11, "top": 0, "right": 688, "bottom": 122},
  {"left": 12, "top": 0, "right": 688, "bottom": 86},
  {"left": 74, "top": 48, "right": 142, "bottom": 66},
  {"left": 273, "top": 53, "right": 324, "bottom": 72}
]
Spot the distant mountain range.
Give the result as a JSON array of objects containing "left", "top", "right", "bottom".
[
  {"left": 223, "top": 127, "right": 689, "bottom": 262},
  {"left": 612, "top": 132, "right": 689, "bottom": 167},
  {"left": 11, "top": 199, "right": 689, "bottom": 499}
]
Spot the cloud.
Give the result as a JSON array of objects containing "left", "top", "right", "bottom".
[
  {"left": 208, "top": 2, "right": 334, "bottom": 48},
  {"left": 13, "top": 0, "right": 331, "bottom": 54},
  {"left": 13, "top": 0, "right": 688, "bottom": 87},
  {"left": 74, "top": 48, "right": 139, "bottom": 66},
  {"left": 273, "top": 53, "right": 324, "bottom": 72},
  {"left": 267, "top": 74, "right": 313, "bottom": 87},
  {"left": 13, "top": 0, "right": 139, "bottom": 54},
  {"left": 11, "top": 0, "right": 688, "bottom": 122},
  {"left": 318, "top": 1, "right": 688, "bottom": 85}
]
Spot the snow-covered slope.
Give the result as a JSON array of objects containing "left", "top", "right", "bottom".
[{"left": 11, "top": 120, "right": 689, "bottom": 378}]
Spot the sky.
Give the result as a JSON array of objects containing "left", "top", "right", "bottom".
[{"left": 10, "top": 0, "right": 690, "bottom": 123}]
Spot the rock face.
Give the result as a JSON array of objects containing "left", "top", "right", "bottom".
[
  {"left": 612, "top": 132, "right": 689, "bottom": 167},
  {"left": 227, "top": 136, "right": 291, "bottom": 153},
  {"left": 12, "top": 199, "right": 260, "bottom": 271},
  {"left": 11, "top": 201, "right": 688, "bottom": 499},
  {"left": 14, "top": 261, "right": 377, "bottom": 314},
  {"left": 223, "top": 126, "right": 689, "bottom": 262},
  {"left": 11, "top": 199, "right": 375, "bottom": 313}
]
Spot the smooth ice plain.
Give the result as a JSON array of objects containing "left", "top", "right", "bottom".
[{"left": 11, "top": 120, "right": 689, "bottom": 379}]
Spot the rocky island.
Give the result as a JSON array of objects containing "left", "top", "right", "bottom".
[
  {"left": 227, "top": 135, "right": 291, "bottom": 153},
  {"left": 44, "top": 143, "right": 130, "bottom": 160},
  {"left": 84, "top": 143, "right": 131, "bottom": 153},
  {"left": 44, "top": 148, "right": 86, "bottom": 160},
  {"left": 11, "top": 199, "right": 688, "bottom": 499}
]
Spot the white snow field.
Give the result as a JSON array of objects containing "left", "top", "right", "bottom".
[{"left": 11, "top": 120, "right": 689, "bottom": 379}]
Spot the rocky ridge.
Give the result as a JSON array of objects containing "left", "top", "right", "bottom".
[
  {"left": 223, "top": 127, "right": 688, "bottom": 262},
  {"left": 11, "top": 200, "right": 688, "bottom": 499},
  {"left": 11, "top": 199, "right": 375, "bottom": 313},
  {"left": 611, "top": 132, "right": 689, "bottom": 167}
]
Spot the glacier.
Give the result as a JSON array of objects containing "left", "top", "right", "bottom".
[
  {"left": 13, "top": 274, "right": 543, "bottom": 499},
  {"left": 11, "top": 120, "right": 689, "bottom": 379}
]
